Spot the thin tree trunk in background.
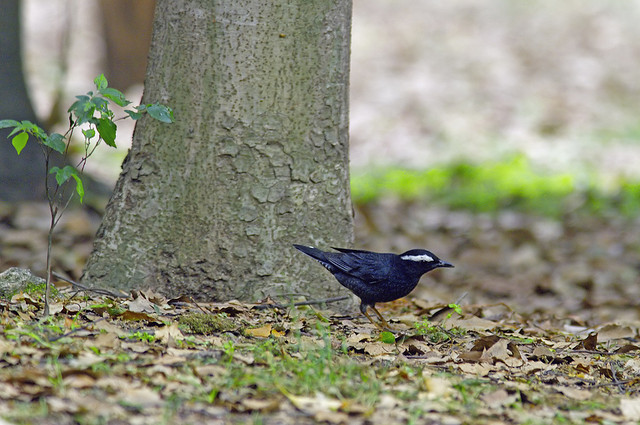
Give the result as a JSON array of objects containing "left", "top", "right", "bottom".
[
  {"left": 83, "top": 0, "right": 354, "bottom": 303},
  {"left": 99, "top": 0, "right": 155, "bottom": 91},
  {"left": 0, "top": 0, "right": 47, "bottom": 201}
]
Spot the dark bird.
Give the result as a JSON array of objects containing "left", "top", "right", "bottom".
[{"left": 293, "top": 244, "right": 454, "bottom": 329}]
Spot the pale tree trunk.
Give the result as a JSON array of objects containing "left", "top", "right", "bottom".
[
  {"left": 83, "top": 0, "right": 354, "bottom": 303},
  {"left": 99, "top": 0, "right": 155, "bottom": 91}
]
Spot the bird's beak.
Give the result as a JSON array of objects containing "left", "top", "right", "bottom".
[{"left": 439, "top": 261, "right": 454, "bottom": 268}]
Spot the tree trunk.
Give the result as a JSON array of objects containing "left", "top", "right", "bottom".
[
  {"left": 0, "top": 0, "right": 47, "bottom": 201},
  {"left": 83, "top": 0, "right": 354, "bottom": 303},
  {"left": 99, "top": 0, "right": 155, "bottom": 91}
]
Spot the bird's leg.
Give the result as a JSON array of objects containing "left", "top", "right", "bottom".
[
  {"left": 370, "top": 305, "right": 393, "bottom": 331},
  {"left": 361, "top": 304, "right": 393, "bottom": 331},
  {"left": 361, "top": 307, "right": 380, "bottom": 328}
]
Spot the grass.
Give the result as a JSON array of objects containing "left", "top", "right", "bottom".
[{"left": 351, "top": 154, "right": 640, "bottom": 218}]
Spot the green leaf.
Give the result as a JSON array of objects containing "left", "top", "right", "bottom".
[
  {"left": 124, "top": 109, "right": 143, "bottom": 120},
  {"left": 31, "top": 124, "right": 48, "bottom": 140},
  {"left": 448, "top": 303, "right": 463, "bottom": 315},
  {"left": 94, "top": 74, "right": 108, "bottom": 91},
  {"left": 69, "top": 95, "right": 90, "bottom": 113},
  {"left": 0, "top": 119, "right": 20, "bottom": 130},
  {"left": 70, "top": 173, "right": 85, "bottom": 203},
  {"left": 90, "top": 96, "right": 109, "bottom": 113},
  {"left": 44, "top": 133, "right": 66, "bottom": 153},
  {"left": 101, "top": 87, "right": 131, "bottom": 107},
  {"left": 11, "top": 132, "right": 28, "bottom": 154},
  {"left": 50, "top": 166, "right": 84, "bottom": 203},
  {"left": 97, "top": 117, "right": 117, "bottom": 147},
  {"left": 379, "top": 331, "right": 395, "bottom": 344},
  {"left": 49, "top": 165, "right": 76, "bottom": 186},
  {"left": 82, "top": 128, "right": 95, "bottom": 139},
  {"left": 21, "top": 121, "right": 48, "bottom": 140},
  {"left": 68, "top": 95, "right": 94, "bottom": 124},
  {"left": 146, "top": 104, "right": 174, "bottom": 123}
]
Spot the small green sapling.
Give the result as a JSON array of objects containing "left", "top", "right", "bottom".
[{"left": 0, "top": 74, "right": 173, "bottom": 316}]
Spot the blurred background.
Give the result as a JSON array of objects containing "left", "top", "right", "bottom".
[
  {"left": 2, "top": 0, "right": 640, "bottom": 322},
  {"left": 15, "top": 0, "right": 640, "bottom": 182}
]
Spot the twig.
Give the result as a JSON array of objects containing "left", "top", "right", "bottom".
[
  {"left": 454, "top": 292, "right": 468, "bottom": 305},
  {"left": 52, "top": 272, "right": 129, "bottom": 299},
  {"left": 557, "top": 349, "right": 637, "bottom": 356},
  {"left": 589, "top": 379, "right": 639, "bottom": 389},
  {"left": 189, "top": 296, "right": 210, "bottom": 314},
  {"left": 252, "top": 296, "right": 350, "bottom": 310}
]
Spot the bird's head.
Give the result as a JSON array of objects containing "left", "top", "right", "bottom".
[{"left": 399, "top": 249, "right": 454, "bottom": 273}]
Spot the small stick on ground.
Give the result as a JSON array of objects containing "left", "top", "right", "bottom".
[
  {"left": 252, "top": 295, "right": 350, "bottom": 310},
  {"left": 52, "top": 272, "right": 130, "bottom": 299}
]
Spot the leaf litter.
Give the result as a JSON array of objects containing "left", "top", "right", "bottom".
[{"left": 1, "top": 201, "right": 640, "bottom": 424}]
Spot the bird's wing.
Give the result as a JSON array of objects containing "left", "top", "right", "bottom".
[{"left": 325, "top": 249, "right": 391, "bottom": 284}]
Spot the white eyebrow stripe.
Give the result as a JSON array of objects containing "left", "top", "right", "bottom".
[{"left": 401, "top": 254, "right": 434, "bottom": 262}]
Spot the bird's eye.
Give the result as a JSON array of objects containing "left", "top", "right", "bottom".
[{"left": 400, "top": 254, "right": 434, "bottom": 262}]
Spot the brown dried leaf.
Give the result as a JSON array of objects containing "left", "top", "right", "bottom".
[
  {"left": 63, "top": 372, "right": 97, "bottom": 389},
  {"left": 532, "top": 345, "right": 554, "bottom": 358},
  {"left": 423, "top": 376, "right": 453, "bottom": 399},
  {"left": 470, "top": 335, "right": 501, "bottom": 352},
  {"left": 156, "top": 322, "right": 183, "bottom": 345},
  {"left": 507, "top": 341, "right": 522, "bottom": 359},
  {"left": 458, "top": 350, "right": 484, "bottom": 362},
  {"left": 457, "top": 362, "right": 493, "bottom": 376},
  {"left": 597, "top": 323, "right": 637, "bottom": 342},
  {"left": 483, "top": 338, "right": 513, "bottom": 362},
  {"left": 120, "top": 310, "right": 161, "bottom": 323},
  {"left": 245, "top": 324, "right": 272, "bottom": 338},
  {"left": 208, "top": 300, "right": 252, "bottom": 315},
  {"left": 445, "top": 316, "right": 498, "bottom": 332},
  {"left": 621, "top": 398, "right": 640, "bottom": 420},
  {"left": 558, "top": 387, "right": 592, "bottom": 401},
  {"left": 481, "top": 389, "right": 514, "bottom": 407},
  {"left": 47, "top": 396, "right": 79, "bottom": 413},
  {"left": 616, "top": 344, "right": 640, "bottom": 354},
  {"left": 314, "top": 410, "right": 350, "bottom": 424},
  {"left": 573, "top": 333, "right": 597, "bottom": 351},
  {"left": 70, "top": 351, "right": 106, "bottom": 368},
  {"left": 119, "top": 386, "right": 163, "bottom": 407},
  {"left": 364, "top": 342, "right": 396, "bottom": 356},
  {"left": 126, "top": 295, "right": 156, "bottom": 314},
  {"left": 88, "top": 332, "right": 121, "bottom": 350},
  {"left": 285, "top": 392, "right": 342, "bottom": 414}
]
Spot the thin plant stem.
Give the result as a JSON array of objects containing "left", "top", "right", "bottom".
[
  {"left": 43, "top": 148, "right": 55, "bottom": 317},
  {"left": 42, "top": 123, "right": 79, "bottom": 318}
]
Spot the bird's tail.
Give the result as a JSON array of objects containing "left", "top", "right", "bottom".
[{"left": 292, "top": 244, "right": 327, "bottom": 262}]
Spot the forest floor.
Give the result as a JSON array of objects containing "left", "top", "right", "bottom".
[{"left": 1, "top": 201, "right": 639, "bottom": 424}]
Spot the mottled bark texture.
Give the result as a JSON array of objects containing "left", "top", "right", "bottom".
[{"left": 83, "top": 0, "right": 355, "bottom": 303}]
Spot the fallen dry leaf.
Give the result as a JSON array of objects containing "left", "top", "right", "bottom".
[
  {"left": 285, "top": 392, "right": 342, "bottom": 414},
  {"left": 480, "top": 389, "right": 512, "bottom": 407},
  {"left": 620, "top": 397, "right": 640, "bottom": 420},
  {"left": 245, "top": 324, "right": 272, "bottom": 338},
  {"left": 156, "top": 322, "right": 183, "bottom": 344}
]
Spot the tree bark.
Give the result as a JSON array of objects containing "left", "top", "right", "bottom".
[{"left": 83, "top": 0, "right": 354, "bottom": 303}]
